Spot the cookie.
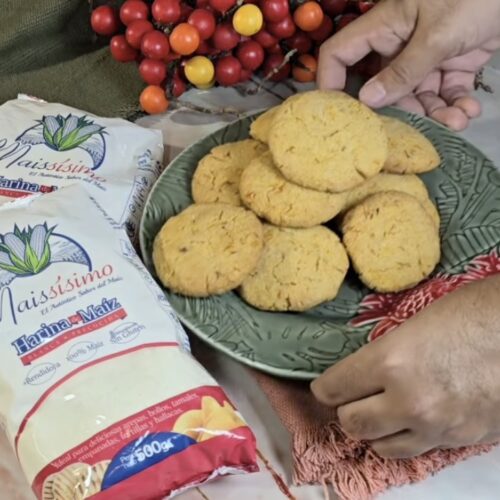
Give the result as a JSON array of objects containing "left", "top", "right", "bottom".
[
  {"left": 344, "top": 173, "right": 440, "bottom": 227},
  {"left": 153, "top": 203, "right": 264, "bottom": 297},
  {"left": 44, "top": 463, "right": 91, "bottom": 500},
  {"left": 381, "top": 116, "right": 441, "bottom": 174},
  {"left": 239, "top": 152, "right": 346, "bottom": 228},
  {"left": 74, "top": 461, "right": 110, "bottom": 498},
  {"left": 240, "top": 225, "right": 349, "bottom": 311},
  {"left": 268, "top": 90, "right": 388, "bottom": 192},
  {"left": 341, "top": 191, "right": 440, "bottom": 292},
  {"left": 192, "top": 139, "right": 267, "bottom": 206},
  {"left": 43, "top": 461, "right": 110, "bottom": 500},
  {"left": 420, "top": 197, "right": 440, "bottom": 229},
  {"left": 250, "top": 106, "right": 280, "bottom": 143}
]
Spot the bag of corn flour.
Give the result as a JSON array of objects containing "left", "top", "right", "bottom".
[
  {"left": 0, "top": 96, "right": 164, "bottom": 243},
  {"left": 0, "top": 185, "right": 258, "bottom": 499}
]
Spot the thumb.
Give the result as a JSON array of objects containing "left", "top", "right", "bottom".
[{"left": 359, "top": 29, "right": 451, "bottom": 108}]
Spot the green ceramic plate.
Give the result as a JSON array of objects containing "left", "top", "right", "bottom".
[{"left": 140, "top": 107, "right": 500, "bottom": 380}]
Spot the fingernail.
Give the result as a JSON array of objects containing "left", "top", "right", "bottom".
[{"left": 359, "top": 80, "right": 386, "bottom": 107}]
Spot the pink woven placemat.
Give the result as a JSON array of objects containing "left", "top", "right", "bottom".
[{"left": 252, "top": 371, "right": 493, "bottom": 500}]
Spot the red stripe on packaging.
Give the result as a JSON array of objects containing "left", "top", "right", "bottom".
[{"left": 31, "top": 385, "right": 257, "bottom": 499}]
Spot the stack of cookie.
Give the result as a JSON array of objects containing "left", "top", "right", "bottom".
[{"left": 153, "top": 90, "right": 442, "bottom": 312}]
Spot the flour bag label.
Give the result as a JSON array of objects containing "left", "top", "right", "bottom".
[
  {"left": 0, "top": 97, "right": 164, "bottom": 243},
  {"left": 0, "top": 186, "right": 257, "bottom": 500}
]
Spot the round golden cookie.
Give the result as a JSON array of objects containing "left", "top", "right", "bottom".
[
  {"left": 239, "top": 152, "right": 346, "bottom": 228},
  {"left": 344, "top": 172, "right": 440, "bottom": 228},
  {"left": 192, "top": 139, "right": 267, "bottom": 206},
  {"left": 341, "top": 191, "right": 441, "bottom": 292},
  {"left": 240, "top": 225, "right": 349, "bottom": 311},
  {"left": 153, "top": 203, "right": 263, "bottom": 297},
  {"left": 250, "top": 106, "right": 280, "bottom": 143},
  {"left": 268, "top": 90, "right": 388, "bottom": 193},
  {"left": 381, "top": 116, "right": 441, "bottom": 174}
]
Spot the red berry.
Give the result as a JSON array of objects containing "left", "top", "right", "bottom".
[
  {"left": 236, "top": 40, "right": 265, "bottom": 70},
  {"left": 337, "top": 13, "right": 359, "bottom": 30},
  {"left": 216, "top": 56, "right": 242, "bottom": 86},
  {"left": 260, "top": 0, "right": 289, "bottom": 23},
  {"left": 180, "top": 3, "right": 194, "bottom": 21},
  {"left": 320, "top": 0, "right": 348, "bottom": 16},
  {"left": 240, "top": 68, "right": 253, "bottom": 82},
  {"left": 284, "top": 31, "right": 312, "bottom": 54},
  {"left": 120, "top": 0, "right": 149, "bottom": 25},
  {"left": 172, "top": 75, "right": 187, "bottom": 97},
  {"left": 358, "top": 1, "right": 375, "bottom": 14},
  {"left": 212, "top": 23, "right": 240, "bottom": 51},
  {"left": 197, "top": 0, "right": 210, "bottom": 6},
  {"left": 209, "top": 0, "right": 236, "bottom": 13},
  {"left": 139, "top": 58, "right": 167, "bottom": 85},
  {"left": 263, "top": 53, "right": 290, "bottom": 81},
  {"left": 267, "top": 15, "right": 296, "bottom": 39},
  {"left": 195, "top": 39, "right": 211, "bottom": 54},
  {"left": 266, "top": 43, "right": 282, "bottom": 54},
  {"left": 126, "top": 19, "right": 154, "bottom": 48},
  {"left": 91, "top": 6, "right": 120, "bottom": 36},
  {"left": 308, "top": 14, "right": 334, "bottom": 43},
  {"left": 188, "top": 9, "right": 216, "bottom": 40},
  {"left": 152, "top": 0, "right": 182, "bottom": 24},
  {"left": 253, "top": 29, "right": 278, "bottom": 49},
  {"left": 110, "top": 35, "right": 138, "bottom": 62},
  {"left": 141, "top": 30, "right": 170, "bottom": 60}
]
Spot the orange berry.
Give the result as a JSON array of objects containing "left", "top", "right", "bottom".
[
  {"left": 292, "top": 54, "right": 318, "bottom": 83},
  {"left": 139, "top": 85, "right": 169, "bottom": 114}
]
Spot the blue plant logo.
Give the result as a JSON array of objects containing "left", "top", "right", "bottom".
[
  {"left": 16, "top": 114, "right": 107, "bottom": 170},
  {"left": 0, "top": 223, "right": 92, "bottom": 287}
]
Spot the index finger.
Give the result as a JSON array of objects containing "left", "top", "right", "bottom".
[
  {"left": 317, "top": 4, "right": 402, "bottom": 90},
  {"left": 310, "top": 340, "right": 385, "bottom": 408}
]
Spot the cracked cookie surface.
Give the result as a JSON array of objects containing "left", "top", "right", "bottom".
[
  {"left": 344, "top": 172, "right": 440, "bottom": 228},
  {"left": 381, "top": 116, "right": 441, "bottom": 174},
  {"left": 250, "top": 106, "right": 280, "bottom": 143},
  {"left": 239, "top": 152, "right": 346, "bottom": 228},
  {"left": 341, "top": 191, "right": 440, "bottom": 292},
  {"left": 192, "top": 139, "right": 267, "bottom": 206},
  {"left": 153, "top": 203, "right": 264, "bottom": 297},
  {"left": 240, "top": 225, "right": 349, "bottom": 311},
  {"left": 268, "top": 90, "right": 388, "bottom": 193}
]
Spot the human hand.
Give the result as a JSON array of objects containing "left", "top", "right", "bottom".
[
  {"left": 311, "top": 274, "right": 500, "bottom": 458},
  {"left": 318, "top": 0, "right": 500, "bottom": 130}
]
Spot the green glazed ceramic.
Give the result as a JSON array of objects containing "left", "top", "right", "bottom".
[{"left": 140, "top": 107, "right": 500, "bottom": 380}]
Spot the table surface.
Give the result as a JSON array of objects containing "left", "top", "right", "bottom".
[{"left": 2, "top": 58, "right": 500, "bottom": 500}]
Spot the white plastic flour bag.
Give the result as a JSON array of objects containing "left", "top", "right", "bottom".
[
  {"left": 0, "top": 97, "right": 164, "bottom": 243},
  {"left": 0, "top": 185, "right": 258, "bottom": 499}
]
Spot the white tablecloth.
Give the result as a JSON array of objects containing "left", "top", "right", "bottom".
[{"left": 2, "top": 60, "right": 499, "bottom": 500}]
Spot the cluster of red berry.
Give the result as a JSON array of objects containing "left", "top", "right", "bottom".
[{"left": 90, "top": 0, "right": 376, "bottom": 114}]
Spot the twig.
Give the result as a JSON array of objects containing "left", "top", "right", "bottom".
[
  {"left": 246, "top": 49, "right": 298, "bottom": 95},
  {"left": 475, "top": 68, "right": 494, "bottom": 94},
  {"left": 256, "top": 449, "right": 296, "bottom": 500},
  {"left": 196, "top": 487, "right": 211, "bottom": 500},
  {"left": 171, "top": 100, "right": 245, "bottom": 117},
  {"left": 248, "top": 77, "right": 287, "bottom": 101}
]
